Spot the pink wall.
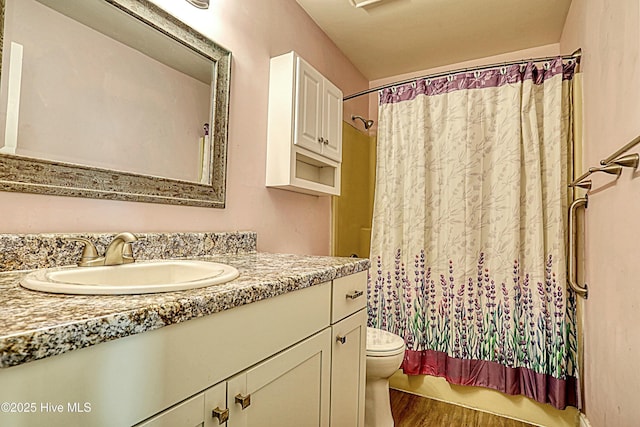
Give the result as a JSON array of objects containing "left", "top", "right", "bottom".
[
  {"left": 561, "top": 0, "right": 640, "bottom": 425},
  {"left": 0, "top": 0, "right": 369, "bottom": 255}
]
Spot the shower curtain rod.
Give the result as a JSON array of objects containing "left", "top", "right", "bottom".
[{"left": 343, "top": 48, "right": 582, "bottom": 101}]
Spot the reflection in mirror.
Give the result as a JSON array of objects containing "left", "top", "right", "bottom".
[{"left": 0, "top": 0, "right": 231, "bottom": 207}]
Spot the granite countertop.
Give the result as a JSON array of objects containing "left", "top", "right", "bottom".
[{"left": 0, "top": 253, "right": 370, "bottom": 369}]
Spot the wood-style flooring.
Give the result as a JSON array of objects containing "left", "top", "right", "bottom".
[{"left": 390, "top": 389, "right": 537, "bottom": 427}]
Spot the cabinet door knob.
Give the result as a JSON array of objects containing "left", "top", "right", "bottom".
[
  {"left": 346, "top": 290, "right": 363, "bottom": 300},
  {"left": 336, "top": 335, "right": 347, "bottom": 344},
  {"left": 235, "top": 393, "right": 251, "bottom": 410},
  {"left": 318, "top": 136, "right": 324, "bottom": 143},
  {"left": 211, "top": 407, "right": 229, "bottom": 424},
  {"left": 323, "top": 138, "right": 329, "bottom": 145}
]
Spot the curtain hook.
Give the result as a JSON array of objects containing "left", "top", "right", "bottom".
[
  {"left": 473, "top": 70, "right": 481, "bottom": 78},
  {"left": 411, "top": 81, "right": 417, "bottom": 89},
  {"left": 447, "top": 75, "right": 454, "bottom": 82},
  {"left": 544, "top": 62, "right": 550, "bottom": 70},
  {"left": 391, "top": 87, "right": 397, "bottom": 93},
  {"left": 520, "top": 63, "right": 526, "bottom": 72},
  {"left": 500, "top": 66, "right": 507, "bottom": 75},
  {"left": 426, "top": 79, "right": 431, "bottom": 86}
]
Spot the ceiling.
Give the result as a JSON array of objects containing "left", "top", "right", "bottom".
[{"left": 295, "top": 0, "right": 573, "bottom": 81}]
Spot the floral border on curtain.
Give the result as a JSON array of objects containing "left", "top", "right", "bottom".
[{"left": 369, "top": 58, "right": 579, "bottom": 410}]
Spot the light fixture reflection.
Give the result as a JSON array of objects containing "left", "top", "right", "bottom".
[{"left": 185, "top": 0, "right": 209, "bottom": 9}]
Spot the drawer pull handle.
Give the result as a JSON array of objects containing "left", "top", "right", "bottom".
[
  {"left": 235, "top": 393, "right": 251, "bottom": 410},
  {"left": 346, "top": 290, "right": 363, "bottom": 300},
  {"left": 336, "top": 335, "right": 347, "bottom": 344},
  {"left": 211, "top": 407, "right": 229, "bottom": 424}
]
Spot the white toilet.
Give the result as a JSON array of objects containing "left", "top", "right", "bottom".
[{"left": 365, "top": 327, "right": 405, "bottom": 427}]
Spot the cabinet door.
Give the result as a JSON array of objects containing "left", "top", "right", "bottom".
[
  {"left": 322, "top": 80, "right": 343, "bottom": 162},
  {"left": 204, "top": 382, "right": 229, "bottom": 427},
  {"left": 295, "top": 58, "right": 323, "bottom": 155},
  {"left": 331, "top": 310, "right": 367, "bottom": 427},
  {"left": 135, "top": 394, "right": 205, "bottom": 427},
  {"left": 227, "top": 329, "right": 331, "bottom": 427}
]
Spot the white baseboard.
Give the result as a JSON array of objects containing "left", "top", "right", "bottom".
[{"left": 579, "top": 413, "right": 591, "bottom": 427}]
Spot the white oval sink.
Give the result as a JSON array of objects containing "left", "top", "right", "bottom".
[{"left": 20, "top": 260, "right": 239, "bottom": 295}]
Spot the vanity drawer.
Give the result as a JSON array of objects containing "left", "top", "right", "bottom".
[{"left": 332, "top": 270, "right": 368, "bottom": 323}]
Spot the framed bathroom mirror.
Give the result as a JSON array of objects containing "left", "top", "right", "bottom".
[{"left": 0, "top": 0, "right": 231, "bottom": 207}]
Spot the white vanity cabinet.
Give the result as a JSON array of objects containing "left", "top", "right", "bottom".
[
  {"left": 138, "top": 329, "right": 331, "bottom": 427},
  {"left": 135, "top": 391, "right": 215, "bottom": 427},
  {"left": 266, "top": 51, "right": 343, "bottom": 196},
  {"left": 0, "top": 271, "right": 367, "bottom": 427},
  {"left": 330, "top": 272, "right": 368, "bottom": 427},
  {"left": 225, "top": 329, "right": 331, "bottom": 427}
]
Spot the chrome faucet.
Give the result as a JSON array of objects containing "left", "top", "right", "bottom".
[{"left": 68, "top": 232, "right": 138, "bottom": 267}]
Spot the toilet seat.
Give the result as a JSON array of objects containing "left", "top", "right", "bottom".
[{"left": 366, "top": 327, "right": 405, "bottom": 357}]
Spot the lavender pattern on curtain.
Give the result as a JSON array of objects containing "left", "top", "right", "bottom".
[{"left": 369, "top": 58, "right": 579, "bottom": 410}]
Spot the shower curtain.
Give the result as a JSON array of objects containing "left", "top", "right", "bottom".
[{"left": 368, "top": 58, "right": 579, "bottom": 409}]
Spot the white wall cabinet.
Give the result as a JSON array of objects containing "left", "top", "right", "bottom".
[
  {"left": 0, "top": 272, "right": 367, "bottom": 427},
  {"left": 266, "top": 51, "right": 343, "bottom": 196},
  {"left": 294, "top": 58, "right": 342, "bottom": 162}
]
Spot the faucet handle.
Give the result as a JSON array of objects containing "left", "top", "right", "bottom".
[
  {"left": 65, "top": 237, "right": 101, "bottom": 267},
  {"left": 124, "top": 234, "right": 145, "bottom": 264},
  {"left": 121, "top": 242, "right": 135, "bottom": 264},
  {"left": 117, "top": 232, "right": 138, "bottom": 263}
]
